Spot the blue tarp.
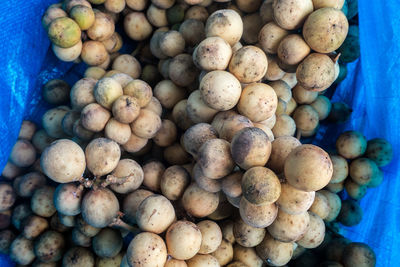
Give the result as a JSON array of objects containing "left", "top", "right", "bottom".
[{"left": 0, "top": 0, "right": 399, "bottom": 266}]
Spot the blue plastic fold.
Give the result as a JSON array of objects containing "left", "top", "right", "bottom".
[{"left": 0, "top": 0, "right": 399, "bottom": 266}]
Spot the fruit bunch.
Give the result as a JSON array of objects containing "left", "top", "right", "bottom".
[
  {"left": 43, "top": 0, "right": 122, "bottom": 64},
  {"left": 0, "top": 0, "right": 389, "bottom": 266}
]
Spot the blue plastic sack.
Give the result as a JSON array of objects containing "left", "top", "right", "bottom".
[{"left": 0, "top": 0, "right": 399, "bottom": 266}]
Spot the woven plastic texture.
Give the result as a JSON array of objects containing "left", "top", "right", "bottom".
[{"left": 0, "top": 0, "right": 399, "bottom": 266}]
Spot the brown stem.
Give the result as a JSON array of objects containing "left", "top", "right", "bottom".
[
  {"left": 101, "top": 175, "right": 129, "bottom": 188},
  {"left": 77, "top": 176, "right": 95, "bottom": 190},
  {"left": 109, "top": 217, "right": 140, "bottom": 234},
  {"left": 131, "top": 42, "right": 145, "bottom": 57},
  {"left": 296, "top": 130, "right": 302, "bottom": 140},
  {"left": 333, "top": 53, "right": 341, "bottom": 63}
]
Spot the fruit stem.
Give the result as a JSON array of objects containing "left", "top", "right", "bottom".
[
  {"left": 109, "top": 216, "right": 140, "bottom": 234},
  {"left": 101, "top": 175, "right": 129, "bottom": 187}
]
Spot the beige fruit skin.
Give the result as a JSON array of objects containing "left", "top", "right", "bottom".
[
  {"left": 200, "top": 71, "right": 242, "bottom": 111},
  {"left": 165, "top": 259, "right": 188, "bottom": 267},
  {"left": 320, "top": 190, "right": 342, "bottom": 222},
  {"left": 136, "top": 195, "right": 175, "bottom": 234},
  {"left": 154, "top": 80, "right": 186, "bottom": 109},
  {"left": 311, "top": 95, "right": 332, "bottom": 120},
  {"left": 336, "top": 131, "right": 367, "bottom": 159},
  {"left": 112, "top": 54, "right": 142, "bottom": 79},
  {"left": 313, "top": 0, "right": 345, "bottom": 9},
  {"left": 81, "top": 103, "right": 111, "bottom": 132},
  {"left": 264, "top": 54, "right": 285, "bottom": 81},
  {"left": 105, "top": 0, "right": 126, "bottom": 13},
  {"left": 81, "top": 188, "right": 120, "bottom": 228},
  {"left": 267, "top": 210, "right": 310, "bottom": 242},
  {"left": 271, "top": 114, "right": 296, "bottom": 138},
  {"left": 169, "top": 54, "right": 199, "bottom": 87},
  {"left": 259, "top": 22, "right": 289, "bottom": 54},
  {"left": 231, "top": 127, "right": 272, "bottom": 170},
  {"left": 205, "top": 9, "right": 243, "bottom": 46},
  {"left": 87, "top": 11, "right": 115, "bottom": 41},
  {"left": 297, "top": 212, "right": 326, "bottom": 249},
  {"left": 42, "top": 5, "right": 67, "bottom": 30},
  {"left": 197, "top": 220, "right": 223, "bottom": 254},
  {"left": 303, "top": 8, "right": 349, "bottom": 53},
  {"left": 233, "top": 245, "right": 263, "bottom": 267},
  {"left": 229, "top": 46, "right": 268, "bottom": 84},
  {"left": 212, "top": 111, "right": 254, "bottom": 142},
  {"left": 256, "top": 232, "right": 294, "bottom": 266},
  {"left": 94, "top": 77, "right": 123, "bottom": 109},
  {"left": 239, "top": 197, "right": 278, "bottom": 228},
  {"left": 123, "top": 80, "right": 152, "bottom": 107},
  {"left": 109, "top": 159, "right": 144, "bottom": 194},
  {"left": 233, "top": 219, "right": 266, "bottom": 248},
  {"left": 349, "top": 158, "right": 379, "bottom": 185},
  {"left": 193, "top": 37, "right": 232, "bottom": 71},
  {"left": 52, "top": 40, "right": 82, "bottom": 62},
  {"left": 296, "top": 53, "right": 336, "bottom": 92},
  {"left": 130, "top": 109, "right": 162, "bottom": 139},
  {"left": 309, "top": 192, "right": 330, "bottom": 219},
  {"left": 329, "top": 155, "right": 349, "bottom": 183},
  {"left": 182, "top": 123, "right": 218, "bottom": 159},
  {"left": 41, "top": 139, "right": 86, "bottom": 184},
  {"left": 127, "top": 232, "right": 167, "bottom": 267},
  {"left": 70, "top": 5, "right": 95, "bottom": 30},
  {"left": 193, "top": 163, "right": 222, "bottom": 193},
  {"left": 267, "top": 136, "right": 301, "bottom": 174},
  {"left": 237, "top": 83, "right": 277, "bottom": 122},
  {"left": 153, "top": 119, "right": 177, "bottom": 147},
  {"left": 81, "top": 41, "right": 109, "bottom": 66},
  {"left": 268, "top": 80, "right": 292, "bottom": 103},
  {"left": 85, "top": 138, "right": 120, "bottom": 176},
  {"left": 242, "top": 167, "right": 281, "bottom": 205},
  {"left": 211, "top": 239, "right": 233, "bottom": 266},
  {"left": 147, "top": 4, "right": 168, "bottom": 28},
  {"left": 186, "top": 254, "right": 220, "bottom": 267},
  {"left": 70, "top": 78, "right": 97, "bottom": 111},
  {"left": 172, "top": 100, "right": 194, "bottom": 130},
  {"left": 160, "top": 166, "right": 190, "bottom": 200},
  {"left": 277, "top": 180, "right": 315, "bottom": 214},
  {"left": 285, "top": 97, "right": 297, "bottom": 115},
  {"left": 182, "top": 183, "right": 219, "bottom": 218},
  {"left": 277, "top": 34, "right": 311, "bottom": 66},
  {"left": 159, "top": 31, "right": 186, "bottom": 58},
  {"left": 102, "top": 32, "right": 123, "bottom": 53},
  {"left": 292, "top": 84, "right": 318, "bottom": 104},
  {"left": 126, "top": 0, "right": 147, "bottom": 10},
  {"left": 284, "top": 144, "right": 333, "bottom": 192},
  {"left": 325, "top": 180, "right": 344, "bottom": 193},
  {"left": 186, "top": 90, "right": 219, "bottom": 124},
  {"left": 293, "top": 105, "right": 320, "bottom": 132},
  {"left": 198, "top": 139, "right": 235, "bottom": 179},
  {"left": 273, "top": 0, "right": 314, "bottom": 30},
  {"left": 166, "top": 221, "right": 202, "bottom": 260},
  {"left": 47, "top": 17, "right": 81, "bottom": 48},
  {"left": 124, "top": 12, "right": 153, "bottom": 41}
]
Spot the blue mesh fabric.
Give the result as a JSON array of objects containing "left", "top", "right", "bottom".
[{"left": 0, "top": 0, "right": 399, "bottom": 266}]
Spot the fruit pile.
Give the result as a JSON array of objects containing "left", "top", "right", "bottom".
[{"left": 0, "top": 0, "right": 392, "bottom": 266}]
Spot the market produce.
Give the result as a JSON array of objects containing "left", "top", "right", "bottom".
[{"left": 0, "top": 1, "right": 391, "bottom": 266}]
